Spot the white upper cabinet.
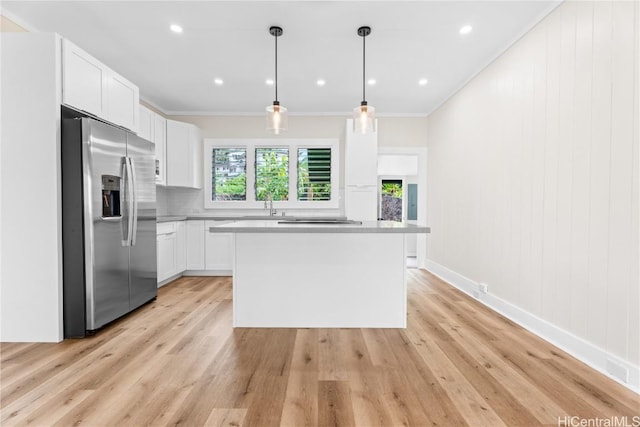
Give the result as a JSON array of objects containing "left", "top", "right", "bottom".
[
  {"left": 62, "top": 39, "right": 107, "bottom": 118},
  {"left": 139, "top": 105, "right": 168, "bottom": 186},
  {"left": 166, "top": 119, "right": 202, "bottom": 189},
  {"left": 107, "top": 72, "right": 139, "bottom": 133},
  {"left": 138, "top": 105, "right": 153, "bottom": 141},
  {"left": 344, "top": 119, "right": 378, "bottom": 186},
  {"left": 344, "top": 119, "right": 379, "bottom": 221},
  {"left": 62, "top": 39, "right": 139, "bottom": 133},
  {"left": 154, "top": 114, "right": 167, "bottom": 186}
]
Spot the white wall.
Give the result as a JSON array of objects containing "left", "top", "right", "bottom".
[
  {"left": 1, "top": 33, "right": 63, "bottom": 342},
  {"left": 426, "top": 1, "right": 638, "bottom": 389}
]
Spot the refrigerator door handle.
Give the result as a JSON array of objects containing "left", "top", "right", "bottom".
[
  {"left": 128, "top": 157, "right": 139, "bottom": 246},
  {"left": 120, "top": 157, "right": 130, "bottom": 246},
  {"left": 122, "top": 156, "right": 135, "bottom": 247}
]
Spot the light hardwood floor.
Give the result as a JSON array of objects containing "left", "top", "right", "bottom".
[{"left": 1, "top": 270, "right": 638, "bottom": 426}]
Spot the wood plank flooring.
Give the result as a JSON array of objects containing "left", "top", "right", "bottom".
[{"left": 1, "top": 271, "right": 638, "bottom": 426}]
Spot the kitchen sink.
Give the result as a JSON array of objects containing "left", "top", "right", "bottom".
[{"left": 277, "top": 219, "right": 362, "bottom": 225}]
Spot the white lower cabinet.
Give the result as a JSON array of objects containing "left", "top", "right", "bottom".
[
  {"left": 156, "top": 220, "right": 186, "bottom": 286},
  {"left": 175, "top": 221, "right": 186, "bottom": 273},
  {"left": 180, "top": 220, "right": 233, "bottom": 275},
  {"left": 157, "top": 228, "right": 177, "bottom": 284},
  {"left": 205, "top": 232, "right": 233, "bottom": 271},
  {"left": 159, "top": 220, "right": 233, "bottom": 280},
  {"left": 345, "top": 185, "right": 378, "bottom": 221},
  {"left": 204, "top": 221, "right": 233, "bottom": 273},
  {"left": 186, "top": 220, "right": 205, "bottom": 270}
]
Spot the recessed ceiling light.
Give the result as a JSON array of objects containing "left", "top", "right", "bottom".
[
  {"left": 459, "top": 25, "right": 472, "bottom": 35},
  {"left": 316, "top": 79, "right": 326, "bottom": 86},
  {"left": 367, "top": 79, "right": 376, "bottom": 86},
  {"left": 170, "top": 24, "right": 183, "bottom": 34},
  {"left": 265, "top": 79, "right": 274, "bottom": 85},
  {"left": 214, "top": 78, "right": 224, "bottom": 86},
  {"left": 418, "top": 78, "right": 428, "bottom": 86}
]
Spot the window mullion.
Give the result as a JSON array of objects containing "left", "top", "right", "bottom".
[{"left": 247, "top": 144, "right": 256, "bottom": 204}]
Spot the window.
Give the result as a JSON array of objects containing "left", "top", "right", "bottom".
[
  {"left": 298, "top": 148, "right": 331, "bottom": 201},
  {"left": 211, "top": 148, "right": 246, "bottom": 200},
  {"left": 204, "top": 138, "right": 339, "bottom": 209},
  {"left": 255, "top": 148, "right": 289, "bottom": 201}
]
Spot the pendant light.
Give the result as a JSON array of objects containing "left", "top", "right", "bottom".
[
  {"left": 353, "top": 26, "right": 375, "bottom": 134},
  {"left": 266, "top": 26, "right": 287, "bottom": 134}
]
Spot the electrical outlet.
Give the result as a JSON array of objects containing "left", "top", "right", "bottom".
[{"left": 478, "top": 282, "right": 488, "bottom": 294}]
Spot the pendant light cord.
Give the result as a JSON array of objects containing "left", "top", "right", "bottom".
[
  {"left": 362, "top": 34, "right": 366, "bottom": 104},
  {"left": 275, "top": 32, "right": 278, "bottom": 103}
]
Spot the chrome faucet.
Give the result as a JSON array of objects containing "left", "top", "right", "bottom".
[{"left": 264, "top": 192, "right": 277, "bottom": 216}]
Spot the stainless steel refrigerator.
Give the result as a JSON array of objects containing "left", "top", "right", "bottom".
[{"left": 62, "top": 117, "right": 157, "bottom": 337}]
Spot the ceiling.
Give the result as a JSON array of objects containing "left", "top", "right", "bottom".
[{"left": 2, "top": 1, "right": 560, "bottom": 116}]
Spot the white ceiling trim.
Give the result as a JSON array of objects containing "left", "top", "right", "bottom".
[{"left": 0, "top": 7, "right": 40, "bottom": 32}]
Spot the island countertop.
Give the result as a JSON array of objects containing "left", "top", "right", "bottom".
[{"left": 209, "top": 220, "right": 430, "bottom": 234}]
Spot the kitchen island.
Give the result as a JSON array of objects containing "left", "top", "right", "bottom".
[{"left": 210, "top": 220, "right": 430, "bottom": 328}]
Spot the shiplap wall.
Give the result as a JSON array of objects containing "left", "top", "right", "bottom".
[{"left": 427, "top": 0, "right": 638, "bottom": 367}]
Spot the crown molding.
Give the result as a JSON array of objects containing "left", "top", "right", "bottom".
[{"left": 0, "top": 7, "right": 40, "bottom": 32}]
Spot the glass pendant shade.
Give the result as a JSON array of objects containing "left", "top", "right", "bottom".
[
  {"left": 266, "top": 26, "right": 287, "bottom": 134},
  {"left": 353, "top": 102, "right": 376, "bottom": 134},
  {"left": 354, "top": 26, "right": 375, "bottom": 134},
  {"left": 266, "top": 102, "right": 288, "bottom": 135}
]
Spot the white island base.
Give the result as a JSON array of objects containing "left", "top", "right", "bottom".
[{"left": 232, "top": 232, "right": 407, "bottom": 328}]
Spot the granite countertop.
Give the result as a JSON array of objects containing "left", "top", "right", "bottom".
[
  {"left": 157, "top": 216, "right": 187, "bottom": 223},
  {"left": 209, "top": 220, "right": 430, "bottom": 234},
  {"left": 157, "top": 215, "right": 348, "bottom": 222}
]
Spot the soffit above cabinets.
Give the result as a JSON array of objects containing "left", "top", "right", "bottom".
[{"left": 2, "top": 1, "right": 560, "bottom": 116}]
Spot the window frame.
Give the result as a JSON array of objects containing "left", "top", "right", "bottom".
[{"left": 204, "top": 138, "right": 339, "bottom": 210}]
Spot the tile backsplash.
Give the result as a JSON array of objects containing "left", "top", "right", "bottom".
[
  {"left": 157, "top": 186, "right": 344, "bottom": 217},
  {"left": 157, "top": 186, "right": 203, "bottom": 215}
]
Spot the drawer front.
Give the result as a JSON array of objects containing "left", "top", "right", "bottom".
[{"left": 157, "top": 221, "right": 176, "bottom": 235}]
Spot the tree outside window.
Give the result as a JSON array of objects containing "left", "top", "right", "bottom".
[{"left": 255, "top": 148, "right": 289, "bottom": 201}]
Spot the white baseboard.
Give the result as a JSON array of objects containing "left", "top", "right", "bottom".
[
  {"left": 157, "top": 270, "right": 232, "bottom": 288},
  {"left": 183, "top": 270, "right": 232, "bottom": 277},
  {"left": 157, "top": 272, "right": 182, "bottom": 288},
  {"left": 424, "top": 259, "right": 640, "bottom": 394}
]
